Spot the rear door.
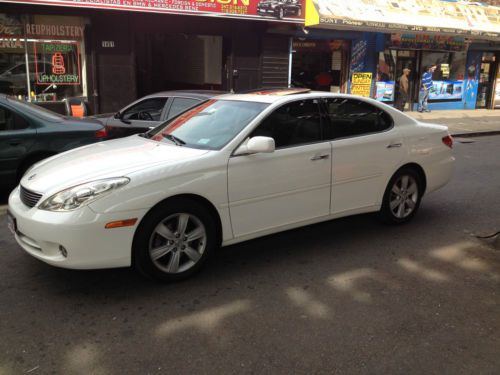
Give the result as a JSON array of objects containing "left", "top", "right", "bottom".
[
  {"left": 322, "top": 97, "right": 405, "bottom": 214},
  {"left": 106, "top": 97, "right": 169, "bottom": 138},
  {"left": 0, "top": 104, "right": 36, "bottom": 185}
]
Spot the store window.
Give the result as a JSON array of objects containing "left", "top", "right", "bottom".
[
  {"left": 421, "top": 51, "right": 466, "bottom": 101},
  {"left": 0, "top": 14, "right": 86, "bottom": 103}
]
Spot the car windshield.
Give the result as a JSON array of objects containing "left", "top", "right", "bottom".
[
  {"left": 6, "top": 97, "right": 65, "bottom": 122},
  {"left": 148, "top": 99, "right": 269, "bottom": 150}
]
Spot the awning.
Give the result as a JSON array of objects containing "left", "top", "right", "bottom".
[{"left": 305, "top": 0, "right": 500, "bottom": 40}]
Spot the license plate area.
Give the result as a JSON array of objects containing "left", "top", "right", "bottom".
[{"left": 7, "top": 210, "right": 17, "bottom": 235}]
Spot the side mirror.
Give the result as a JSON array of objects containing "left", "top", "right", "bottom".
[
  {"left": 116, "top": 111, "right": 131, "bottom": 124},
  {"left": 234, "top": 136, "right": 275, "bottom": 156}
]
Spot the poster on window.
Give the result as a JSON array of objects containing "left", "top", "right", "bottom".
[
  {"left": 375, "top": 81, "right": 395, "bottom": 102},
  {"left": 34, "top": 42, "right": 81, "bottom": 85},
  {"left": 425, "top": 80, "right": 463, "bottom": 100}
]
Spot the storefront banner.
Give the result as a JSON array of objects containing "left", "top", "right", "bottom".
[
  {"left": 351, "top": 72, "right": 372, "bottom": 97},
  {"left": 305, "top": 0, "right": 500, "bottom": 38},
  {"left": 375, "top": 81, "right": 394, "bottom": 102},
  {"left": 390, "top": 34, "right": 465, "bottom": 52},
  {"left": 3, "top": 0, "right": 305, "bottom": 23}
]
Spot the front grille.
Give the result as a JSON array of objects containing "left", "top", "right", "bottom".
[{"left": 20, "top": 186, "right": 42, "bottom": 208}]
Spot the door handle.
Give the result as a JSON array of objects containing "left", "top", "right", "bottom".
[
  {"left": 310, "top": 153, "right": 330, "bottom": 161},
  {"left": 8, "top": 139, "right": 21, "bottom": 146},
  {"left": 387, "top": 142, "right": 402, "bottom": 149}
]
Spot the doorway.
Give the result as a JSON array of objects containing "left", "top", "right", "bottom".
[
  {"left": 476, "top": 53, "right": 498, "bottom": 109},
  {"left": 394, "top": 53, "right": 417, "bottom": 111}
]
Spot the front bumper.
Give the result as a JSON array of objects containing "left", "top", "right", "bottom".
[{"left": 8, "top": 186, "right": 148, "bottom": 270}]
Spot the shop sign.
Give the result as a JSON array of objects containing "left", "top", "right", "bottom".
[
  {"left": 34, "top": 42, "right": 81, "bottom": 85},
  {"left": 305, "top": 0, "right": 500, "bottom": 39},
  {"left": 26, "top": 24, "right": 85, "bottom": 39},
  {"left": 390, "top": 34, "right": 465, "bottom": 51},
  {"left": 351, "top": 72, "right": 372, "bottom": 97},
  {"left": 292, "top": 39, "right": 348, "bottom": 51},
  {"left": 6, "top": 0, "right": 305, "bottom": 23},
  {"left": 0, "top": 14, "right": 24, "bottom": 49}
]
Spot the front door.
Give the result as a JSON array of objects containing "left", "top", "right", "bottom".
[
  {"left": 0, "top": 104, "right": 36, "bottom": 185},
  {"left": 476, "top": 55, "right": 498, "bottom": 109},
  {"left": 227, "top": 99, "right": 331, "bottom": 237}
]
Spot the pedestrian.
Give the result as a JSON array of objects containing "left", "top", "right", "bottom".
[
  {"left": 396, "top": 68, "right": 410, "bottom": 111},
  {"left": 418, "top": 65, "right": 436, "bottom": 112}
]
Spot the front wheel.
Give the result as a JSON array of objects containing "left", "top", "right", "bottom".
[
  {"left": 133, "top": 198, "right": 216, "bottom": 281},
  {"left": 379, "top": 168, "right": 422, "bottom": 224}
]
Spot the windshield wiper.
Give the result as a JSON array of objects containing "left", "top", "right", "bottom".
[
  {"left": 138, "top": 132, "right": 150, "bottom": 138},
  {"left": 162, "top": 133, "right": 185, "bottom": 146}
]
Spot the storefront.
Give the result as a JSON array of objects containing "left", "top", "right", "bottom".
[
  {"left": 0, "top": 13, "right": 87, "bottom": 107},
  {"left": 291, "top": 37, "right": 350, "bottom": 92},
  {"left": 304, "top": 0, "right": 500, "bottom": 111},
  {"left": 375, "top": 34, "right": 468, "bottom": 111},
  {"left": 1, "top": 0, "right": 304, "bottom": 114}
]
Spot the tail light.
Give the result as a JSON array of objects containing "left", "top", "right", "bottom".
[
  {"left": 95, "top": 129, "right": 108, "bottom": 139},
  {"left": 442, "top": 135, "right": 453, "bottom": 149}
]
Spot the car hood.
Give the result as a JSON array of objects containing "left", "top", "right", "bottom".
[{"left": 21, "top": 135, "right": 210, "bottom": 193}]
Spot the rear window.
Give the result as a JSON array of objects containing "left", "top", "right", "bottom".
[{"left": 6, "top": 97, "right": 65, "bottom": 122}]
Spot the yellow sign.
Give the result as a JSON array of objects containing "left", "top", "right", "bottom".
[{"left": 351, "top": 72, "right": 372, "bottom": 97}]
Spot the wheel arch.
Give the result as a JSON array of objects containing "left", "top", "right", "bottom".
[
  {"left": 394, "top": 162, "right": 427, "bottom": 195},
  {"left": 137, "top": 193, "right": 223, "bottom": 247}
]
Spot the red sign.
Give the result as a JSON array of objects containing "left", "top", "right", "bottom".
[{"left": 5, "top": 0, "right": 304, "bottom": 22}]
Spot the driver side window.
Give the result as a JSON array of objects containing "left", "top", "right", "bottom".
[{"left": 122, "top": 98, "right": 168, "bottom": 121}]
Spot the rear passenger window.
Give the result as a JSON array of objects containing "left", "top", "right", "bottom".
[
  {"left": 168, "top": 98, "right": 201, "bottom": 119},
  {"left": 250, "top": 99, "right": 322, "bottom": 148},
  {"left": 323, "top": 98, "right": 392, "bottom": 139},
  {"left": 0, "top": 106, "right": 30, "bottom": 131}
]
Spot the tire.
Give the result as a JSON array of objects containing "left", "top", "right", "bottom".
[
  {"left": 132, "top": 198, "right": 216, "bottom": 282},
  {"left": 379, "top": 168, "right": 422, "bottom": 225}
]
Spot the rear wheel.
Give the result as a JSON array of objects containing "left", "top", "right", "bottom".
[
  {"left": 133, "top": 198, "right": 216, "bottom": 281},
  {"left": 379, "top": 168, "right": 422, "bottom": 224}
]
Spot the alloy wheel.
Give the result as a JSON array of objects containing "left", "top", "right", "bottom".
[
  {"left": 389, "top": 175, "right": 419, "bottom": 219},
  {"left": 148, "top": 213, "right": 207, "bottom": 274}
]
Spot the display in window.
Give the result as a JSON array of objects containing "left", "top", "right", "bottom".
[{"left": 34, "top": 42, "right": 80, "bottom": 85}]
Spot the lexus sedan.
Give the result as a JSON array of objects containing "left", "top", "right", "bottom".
[
  {"left": 0, "top": 95, "right": 106, "bottom": 189},
  {"left": 8, "top": 89, "right": 454, "bottom": 281},
  {"left": 92, "top": 90, "right": 225, "bottom": 139}
]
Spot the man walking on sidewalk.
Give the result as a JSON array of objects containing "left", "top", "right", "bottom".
[{"left": 418, "top": 65, "right": 436, "bottom": 112}]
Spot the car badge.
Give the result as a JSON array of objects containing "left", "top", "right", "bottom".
[{"left": 28, "top": 174, "right": 37, "bottom": 181}]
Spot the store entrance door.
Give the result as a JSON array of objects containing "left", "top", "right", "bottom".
[
  {"left": 476, "top": 53, "right": 498, "bottom": 109},
  {"left": 394, "top": 55, "right": 417, "bottom": 111}
]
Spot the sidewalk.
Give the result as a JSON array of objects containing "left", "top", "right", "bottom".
[{"left": 406, "top": 109, "right": 500, "bottom": 137}]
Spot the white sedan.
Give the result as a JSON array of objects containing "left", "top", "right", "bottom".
[{"left": 7, "top": 89, "right": 454, "bottom": 281}]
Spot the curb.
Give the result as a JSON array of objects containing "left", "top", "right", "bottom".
[{"left": 450, "top": 131, "right": 500, "bottom": 138}]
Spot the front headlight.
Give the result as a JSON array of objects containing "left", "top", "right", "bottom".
[{"left": 39, "top": 177, "right": 130, "bottom": 212}]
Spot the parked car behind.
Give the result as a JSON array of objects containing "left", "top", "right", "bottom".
[
  {"left": 92, "top": 90, "right": 226, "bottom": 139},
  {"left": 0, "top": 94, "right": 106, "bottom": 188}
]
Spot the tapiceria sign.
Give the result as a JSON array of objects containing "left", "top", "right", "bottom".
[
  {"left": 3, "top": 0, "right": 305, "bottom": 22},
  {"left": 34, "top": 42, "right": 81, "bottom": 85}
]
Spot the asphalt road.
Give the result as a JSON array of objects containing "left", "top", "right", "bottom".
[{"left": 1, "top": 136, "right": 499, "bottom": 375}]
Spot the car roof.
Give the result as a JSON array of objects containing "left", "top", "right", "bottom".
[{"left": 143, "top": 90, "right": 227, "bottom": 100}]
